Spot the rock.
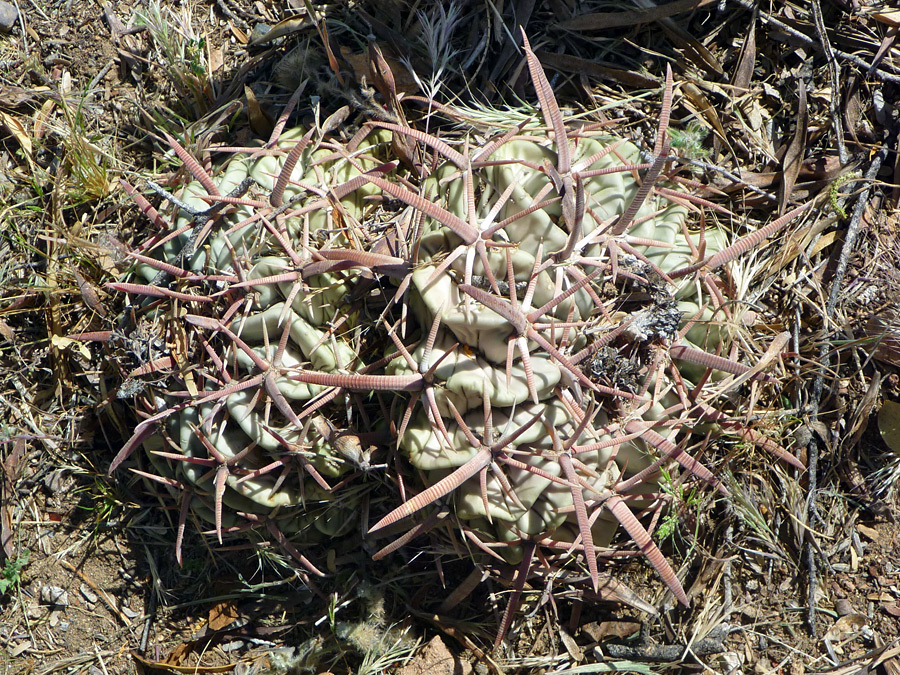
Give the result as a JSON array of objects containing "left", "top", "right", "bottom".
[
  {"left": 0, "top": 1, "right": 17, "bottom": 32},
  {"left": 40, "top": 585, "right": 68, "bottom": 607},
  {"left": 79, "top": 584, "right": 98, "bottom": 604},
  {"left": 395, "top": 636, "right": 472, "bottom": 675}
]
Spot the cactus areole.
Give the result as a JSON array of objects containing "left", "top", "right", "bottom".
[{"left": 111, "top": 34, "right": 806, "bottom": 642}]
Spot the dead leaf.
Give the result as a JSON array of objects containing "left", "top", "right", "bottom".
[
  {"left": 244, "top": 85, "right": 274, "bottom": 138},
  {"left": 879, "top": 400, "right": 900, "bottom": 453},
  {"left": 779, "top": 80, "right": 807, "bottom": 215},
  {"left": 164, "top": 641, "right": 192, "bottom": 667},
  {"left": 320, "top": 106, "right": 349, "bottom": 136},
  {"left": 0, "top": 110, "right": 34, "bottom": 163},
  {"left": 10, "top": 641, "right": 30, "bottom": 658},
  {"left": 559, "top": 628, "right": 584, "bottom": 661},
  {"left": 846, "top": 373, "right": 881, "bottom": 446},
  {"left": 681, "top": 81, "right": 728, "bottom": 142},
  {"left": 171, "top": 319, "right": 198, "bottom": 397},
  {"left": 823, "top": 614, "right": 868, "bottom": 655},
  {"left": 872, "top": 10, "right": 900, "bottom": 27},
  {"left": 33, "top": 98, "right": 56, "bottom": 142},
  {"left": 248, "top": 14, "right": 311, "bottom": 46},
  {"left": 229, "top": 23, "right": 248, "bottom": 44},
  {"left": 208, "top": 46, "right": 225, "bottom": 73},
  {"left": 366, "top": 42, "right": 421, "bottom": 173},
  {"left": 590, "top": 575, "right": 659, "bottom": 614},
  {"left": 824, "top": 613, "right": 868, "bottom": 642},
  {"left": 207, "top": 601, "right": 240, "bottom": 631},
  {"left": 581, "top": 620, "right": 642, "bottom": 641},
  {"left": 867, "top": 592, "right": 894, "bottom": 602},
  {"left": 558, "top": 0, "right": 719, "bottom": 30},
  {"left": 73, "top": 270, "right": 107, "bottom": 318},
  {"left": 534, "top": 51, "right": 659, "bottom": 89},
  {"left": 132, "top": 651, "right": 236, "bottom": 674},
  {"left": 856, "top": 523, "right": 880, "bottom": 543},
  {"left": 0, "top": 318, "right": 13, "bottom": 342},
  {"left": 1, "top": 438, "right": 26, "bottom": 559},
  {"left": 51, "top": 334, "right": 91, "bottom": 360},
  {"left": 732, "top": 21, "right": 756, "bottom": 94},
  {"left": 0, "top": 84, "right": 53, "bottom": 108}
]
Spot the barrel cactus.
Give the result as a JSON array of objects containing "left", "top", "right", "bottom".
[{"left": 110, "top": 36, "right": 806, "bottom": 641}]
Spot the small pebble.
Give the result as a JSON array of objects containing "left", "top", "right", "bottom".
[
  {"left": 43, "top": 469, "right": 66, "bottom": 493},
  {"left": 720, "top": 651, "right": 743, "bottom": 675},
  {"left": 0, "top": 1, "right": 17, "bottom": 32},
  {"left": 121, "top": 605, "right": 139, "bottom": 619},
  {"left": 40, "top": 585, "right": 68, "bottom": 607},
  {"left": 249, "top": 23, "right": 270, "bottom": 43},
  {"left": 10, "top": 641, "right": 31, "bottom": 658},
  {"left": 80, "top": 584, "right": 98, "bottom": 604}
]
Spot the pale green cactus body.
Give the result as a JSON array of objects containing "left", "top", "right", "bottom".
[
  {"left": 127, "top": 128, "right": 401, "bottom": 543},
  {"left": 245, "top": 258, "right": 354, "bottom": 327},
  {"left": 116, "top": 48, "right": 799, "bottom": 623},
  {"left": 401, "top": 398, "right": 649, "bottom": 550},
  {"left": 379, "top": 130, "right": 741, "bottom": 557},
  {"left": 142, "top": 397, "right": 355, "bottom": 540},
  {"left": 230, "top": 303, "right": 358, "bottom": 376},
  {"left": 386, "top": 332, "right": 561, "bottom": 416}
]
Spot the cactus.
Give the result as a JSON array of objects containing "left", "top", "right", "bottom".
[{"left": 110, "top": 36, "right": 807, "bottom": 643}]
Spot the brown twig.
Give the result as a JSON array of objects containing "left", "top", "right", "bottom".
[{"left": 810, "top": 0, "right": 848, "bottom": 164}]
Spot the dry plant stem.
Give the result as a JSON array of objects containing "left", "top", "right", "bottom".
[
  {"left": 809, "top": 0, "right": 847, "bottom": 164},
  {"left": 804, "top": 141, "right": 888, "bottom": 635}
]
